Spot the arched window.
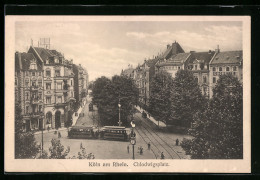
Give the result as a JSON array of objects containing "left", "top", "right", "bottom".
[
  {"left": 46, "top": 112, "right": 52, "bottom": 124},
  {"left": 233, "top": 66, "right": 237, "bottom": 71},
  {"left": 226, "top": 67, "right": 230, "bottom": 71},
  {"left": 219, "top": 67, "right": 222, "bottom": 72},
  {"left": 213, "top": 67, "right": 216, "bottom": 71}
]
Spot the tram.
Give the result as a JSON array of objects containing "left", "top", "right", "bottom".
[
  {"left": 100, "top": 126, "right": 129, "bottom": 141},
  {"left": 68, "top": 126, "right": 97, "bottom": 139}
]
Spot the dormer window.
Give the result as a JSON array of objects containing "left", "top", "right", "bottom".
[
  {"left": 30, "top": 60, "right": 37, "bottom": 70},
  {"left": 55, "top": 57, "right": 59, "bottom": 64}
]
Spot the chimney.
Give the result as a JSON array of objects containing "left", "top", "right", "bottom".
[
  {"left": 208, "top": 50, "right": 212, "bottom": 54},
  {"left": 215, "top": 45, "right": 220, "bottom": 53}
]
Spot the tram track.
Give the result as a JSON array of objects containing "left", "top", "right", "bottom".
[{"left": 134, "top": 113, "right": 182, "bottom": 159}]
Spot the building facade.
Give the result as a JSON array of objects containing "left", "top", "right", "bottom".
[
  {"left": 73, "top": 64, "right": 89, "bottom": 107},
  {"left": 28, "top": 46, "right": 76, "bottom": 129},
  {"left": 15, "top": 52, "right": 45, "bottom": 131},
  {"left": 209, "top": 49, "right": 243, "bottom": 98}
]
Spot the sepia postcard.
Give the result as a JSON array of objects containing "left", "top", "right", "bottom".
[{"left": 5, "top": 16, "right": 251, "bottom": 173}]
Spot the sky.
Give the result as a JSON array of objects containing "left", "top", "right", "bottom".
[{"left": 15, "top": 21, "right": 242, "bottom": 81}]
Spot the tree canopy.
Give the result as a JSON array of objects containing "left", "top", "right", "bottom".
[
  {"left": 92, "top": 75, "right": 138, "bottom": 126},
  {"left": 169, "top": 69, "right": 205, "bottom": 127},
  {"left": 149, "top": 70, "right": 174, "bottom": 124},
  {"left": 181, "top": 74, "right": 243, "bottom": 159},
  {"left": 15, "top": 102, "right": 40, "bottom": 159}
]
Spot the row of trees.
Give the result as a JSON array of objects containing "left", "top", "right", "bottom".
[
  {"left": 148, "top": 69, "right": 243, "bottom": 159},
  {"left": 149, "top": 69, "right": 206, "bottom": 128},
  {"left": 92, "top": 75, "right": 139, "bottom": 126}
]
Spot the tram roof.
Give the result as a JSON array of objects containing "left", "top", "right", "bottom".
[
  {"left": 71, "top": 125, "right": 93, "bottom": 129},
  {"left": 103, "top": 126, "right": 126, "bottom": 129}
]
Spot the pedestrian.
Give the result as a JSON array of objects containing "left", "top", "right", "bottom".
[
  {"left": 127, "top": 145, "right": 130, "bottom": 154},
  {"left": 140, "top": 146, "right": 143, "bottom": 155},
  {"left": 176, "top": 138, "right": 179, "bottom": 146},
  {"left": 161, "top": 152, "right": 165, "bottom": 159},
  {"left": 148, "top": 142, "right": 151, "bottom": 150},
  {"left": 80, "top": 142, "right": 83, "bottom": 149},
  {"left": 58, "top": 131, "right": 61, "bottom": 138},
  {"left": 47, "top": 126, "right": 50, "bottom": 132}
]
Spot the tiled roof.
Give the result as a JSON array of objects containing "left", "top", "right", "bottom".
[
  {"left": 15, "top": 52, "right": 42, "bottom": 71},
  {"left": 211, "top": 51, "right": 242, "bottom": 65},
  {"left": 145, "top": 58, "right": 159, "bottom": 67},
  {"left": 161, "top": 42, "right": 185, "bottom": 59},
  {"left": 168, "top": 53, "right": 190, "bottom": 63},
  {"left": 189, "top": 51, "right": 215, "bottom": 64}
]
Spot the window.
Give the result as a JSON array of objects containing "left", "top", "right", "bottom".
[
  {"left": 219, "top": 67, "right": 222, "bottom": 72},
  {"left": 226, "top": 67, "right": 230, "bottom": 71},
  {"left": 213, "top": 67, "right": 216, "bottom": 71},
  {"left": 39, "top": 72, "right": 42, "bottom": 76},
  {"left": 25, "top": 92, "right": 29, "bottom": 100},
  {"left": 233, "top": 66, "right": 237, "bottom": 71},
  {"left": 46, "top": 70, "right": 51, "bottom": 77},
  {"left": 32, "top": 81, "right": 36, "bottom": 87},
  {"left": 32, "top": 91, "right": 37, "bottom": 99},
  {"left": 38, "top": 92, "right": 42, "bottom": 100},
  {"left": 32, "top": 72, "right": 35, "bottom": 76},
  {"left": 39, "top": 105, "right": 42, "bottom": 112},
  {"left": 195, "top": 65, "right": 197, "bottom": 70},
  {"left": 213, "top": 77, "right": 216, "bottom": 83},
  {"left": 57, "top": 82, "right": 62, "bottom": 89},
  {"left": 195, "top": 77, "right": 198, "bottom": 83},
  {"left": 71, "top": 80, "right": 73, "bottom": 86},
  {"left": 26, "top": 106, "right": 29, "bottom": 114},
  {"left": 25, "top": 79, "right": 29, "bottom": 87},
  {"left": 57, "top": 96, "right": 62, "bottom": 103},
  {"left": 26, "top": 71, "right": 29, "bottom": 76},
  {"left": 15, "top": 78, "right": 17, "bottom": 85},
  {"left": 46, "top": 96, "right": 51, "bottom": 104},
  {"left": 46, "top": 112, "right": 52, "bottom": 124},
  {"left": 55, "top": 70, "right": 60, "bottom": 77},
  {"left": 38, "top": 80, "right": 42, "bottom": 87},
  {"left": 46, "top": 83, "right": 51, "bottom": 90},
  {"left": 203, "top": 76, "right": 207, "bottom": 83}
]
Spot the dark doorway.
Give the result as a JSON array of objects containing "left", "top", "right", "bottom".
[
  {"left": 55, "top": 111, "right": 61, "bottom": 129},
  {"left": 26, "top": 120, "right": 31, "bottom": 132}
]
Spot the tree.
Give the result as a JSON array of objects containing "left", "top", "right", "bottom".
[
  {"left": 149, "top": 70, "right": 174, "bottom": 124},
  {"left": 49, "top": 139, "right": 70, "bottom": 159},
  {"left": 15, "top": 102, "right": 40, "bottom": 159},
  {"left": 170, "top": 69, "right": 205, "bottom": 127},
  {"left": 92, "top": 75, "right": 138, "bottom": 126},
  {"left": 181, "top": 74, "right": 243, "bottom": 159}
]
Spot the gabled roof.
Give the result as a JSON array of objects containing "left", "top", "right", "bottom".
[
  {"left": 161, "top": 42, "right": 185, "bottom": 59},
  {"left": 210, "top": 51, "right": 242, "bottom": 65},
  {"left": 188, "top": 51, "right": 215, "bottom": 64},
  {"left": 15, "top": 52, "right": 42, "bottom": 71}
]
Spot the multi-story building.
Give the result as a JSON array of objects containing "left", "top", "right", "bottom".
[
  {"left": 187, "top": 51, "right": 215, "bottom": 97},
  {"left": 73, "top": 64, "right": 89, "bottom": 107},
  {"left": 209, "top": 48, "right": 243, "bottom": 98},
  {"left": 28, "top": 46, "right": 75, "bottom": 129},
  {"left": 15, "top": 52, "right": 45, "bottom": 132}
]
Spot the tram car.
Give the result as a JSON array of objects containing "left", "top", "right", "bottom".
[
  {"left": 100, "top": 126, "right": 129, "bottom": 141},
  {"left": 68, "top": 126, "right": 97, "bottom": 139}
]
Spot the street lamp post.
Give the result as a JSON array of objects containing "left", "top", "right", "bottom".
[
  {"left": 130, "top": 121, "right": 136, "bottom": 160},
  {"left": 118, "top": 100, "right": 122, "bottom": 126}
]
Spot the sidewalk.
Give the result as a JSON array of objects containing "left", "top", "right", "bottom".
[
  {"left": 135, "top": 106, "right": 167, "bottom": 128},
  {"left": 72, "top": 98, "right": 87, "bottom": 126},
  {"left": 34, "top": 127, "right": 68, "bottom": 135}
]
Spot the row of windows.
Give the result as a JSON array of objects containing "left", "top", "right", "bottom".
[
  {"left": 46, "top": 69, "right": 61, "bottom": 77},
  {"left": 25, "top": 71, "right": 42, "bottom": 76},
  {"left": 194, "top": 76, "right": 207, "bottom": 83},
  {"left": 163, "top": 66, "right": 181, "bottom": 70},
  {"left": 212, "top": 66, "right": 237, "bottom": 72},
  {"left": 25, "top": 80, "right": 43, "bottom": 87},
  {"left": 46, "top": 96, "right": 63, "bottom": 104},
  {"left": 25, "top": 91, "right": 43, "bottom": 100},
  {"left": 25, "top": 104, "right": 43, "bottom": 114}
]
